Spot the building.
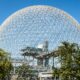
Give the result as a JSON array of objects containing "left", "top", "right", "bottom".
[{"left": 21, "top": 41, "right": 57, "bottom": 80}]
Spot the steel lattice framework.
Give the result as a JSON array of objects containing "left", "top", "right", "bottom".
[{"left": 0, "top": 5, "right": 80, "bottom": 57}]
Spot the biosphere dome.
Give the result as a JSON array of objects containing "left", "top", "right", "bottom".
[{"left": 0, "top": 5, "right": 80, "bottom": 57}]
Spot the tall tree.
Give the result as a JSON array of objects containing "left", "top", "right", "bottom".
[
  {"left": 0, "top": 49, "right": 12, "bottom": 80},
  {"left": 17, "top": 64, "right": 37, "bottom": 80},
  {"left": 53, "top": 41, "right": 80, "bottom": 80}
]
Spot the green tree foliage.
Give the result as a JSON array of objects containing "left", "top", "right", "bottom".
[
  {"left": 53, "top": 41, "right": 80, "bottom": 80},
  {"left": 0, "top": 49, "right": 13, "bottom": 80},
  {"left": 17, "top": 64, "right": 37, "bottom": 80}
]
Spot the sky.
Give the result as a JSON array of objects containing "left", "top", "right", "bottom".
[{"left": 0, "top": 0, "right": 80, "bottom": 25}]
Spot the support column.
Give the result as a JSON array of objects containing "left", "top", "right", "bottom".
[
  {"left": 45, "top": 58, "right": 49, "bottom": 67},
  {"left": 52, "top": 56, "right": 54, "bottom": 68},
  {"left": 37, "top": 58, "right": 43, "bottom": 66},
  {"left": 13, "top": 67, "right": 15, "bottom": 74},
  {"left": 13, "top": 64, "right": 16, "bottom": 74},
  {"left": 23, "top": 55, "right": 25, "bottom": 64}
]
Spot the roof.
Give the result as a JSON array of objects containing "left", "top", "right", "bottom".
[{"left": 21, "top": 46, "right": 58, "bottom": 58}]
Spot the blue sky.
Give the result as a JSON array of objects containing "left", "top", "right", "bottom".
[{"left": 0, "top": 0, "right": 80, "bottom": 25}]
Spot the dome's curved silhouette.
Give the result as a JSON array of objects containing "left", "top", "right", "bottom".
[{"left": 0, "top": 5, "right": 80, "bottom": 57}]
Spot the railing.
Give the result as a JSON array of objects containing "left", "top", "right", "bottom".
[
  {"left": 10, "top": 58, "right": 33, "bottom": 63},
  {"left": 31, "top": 66, "right": 52, "bottom": 72}
]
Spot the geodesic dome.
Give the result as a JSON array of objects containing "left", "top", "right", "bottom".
[{"left": 0, "top": 5, "right": 80, "bottom": 57}]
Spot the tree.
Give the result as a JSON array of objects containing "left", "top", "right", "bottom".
[
  {"left": 53, "top": 41, "right": 80, "bottom": 80},
  {"left": 17, "top": 64, "right": 37, "bottom": 80},
  {"left": 0, "top": 49, "right": 13, "bottom": 80}
]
